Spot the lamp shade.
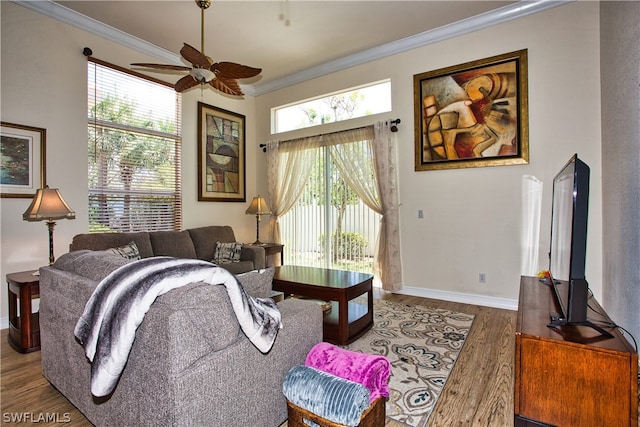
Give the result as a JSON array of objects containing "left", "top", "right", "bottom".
[
  {"left": 245, "top": 196, "right": 271, "bottom": 215},
  {"left": 23, "top": 186, "right": 76, "bottom": 222}
]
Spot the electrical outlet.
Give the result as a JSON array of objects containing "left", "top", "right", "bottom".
[
  {"left": 418, "top": 210, "right": 424, "bottom": 219},
  {"left": 479, "top": 273, "right": 486, "bottom": 284}
]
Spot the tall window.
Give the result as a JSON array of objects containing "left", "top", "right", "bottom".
[{"left": 87, "top": 59, "right": 182, "bottom": 233}]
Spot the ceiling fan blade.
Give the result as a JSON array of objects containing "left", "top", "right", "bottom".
[
  {"left": 210, "top": 78, "right": 243, "bottom": 96},
  {"left": 213, "top": 62, "right": 262, "bottom": 79},
  {"left": 131, "top": 63, "right": 192, "bottom": 72},
  {"left": 180, "top": 43, "right": 211, "bottom": 68},
  {"left": 132, "top": 0, "right": 261, "bottom": 96},
  {"left": 174, "top": 75, "right": 199, "bottom": 92}
]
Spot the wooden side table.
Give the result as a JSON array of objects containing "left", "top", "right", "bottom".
[
  {"left": 260, "top": 243, "right": 284, "bottom": 266},
  {"left": 6, "top": 270, "right": 41, "bottom": 353}
]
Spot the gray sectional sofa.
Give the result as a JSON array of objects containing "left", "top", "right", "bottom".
[
  {"left": 39, "top": 226, "right": 323, "bottom": 426},
  {"left": 69, "top": 225, "right": 265, "bottom": 274}
]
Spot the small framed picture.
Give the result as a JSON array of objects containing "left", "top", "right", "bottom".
[
  {"left": 1, "top": 122, "right": 46, "bottom": 198},
  {"left": 414, "top": 49, "right": 529, "bottom": 171},
  {"left": 197, "top": 102, "right": 246, "bottom": 202}
]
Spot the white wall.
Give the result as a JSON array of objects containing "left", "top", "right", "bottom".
[
  {"left": 1, "top": 2, "right": 606, "bottom": 322},
  {"left": 0, "top": 2, "right": 262, "bottom": 324},
  {"left": 255, "top": 1, "right": 603, "bottom": 306}
]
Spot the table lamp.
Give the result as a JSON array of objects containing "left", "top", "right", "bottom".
[
  {"left": 23, "top": 186, "right": 76, "bottom": 265},
  {"left": 245, "top": 195, "right": 270, "bottom": 245}
]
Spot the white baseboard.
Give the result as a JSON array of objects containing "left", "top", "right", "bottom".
[
  {"left": 394, "top": 286, "right": 518, "bottom": 311},
  {"left": 1, "top": 316, "right": 8, "bottom": 330}
]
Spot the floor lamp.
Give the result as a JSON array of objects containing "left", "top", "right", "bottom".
[
  {"left": 23, "top": 186, "right": 76, "bottom": 265},
  {"left": 246, "top": 195, "right": 271, "bottom": 245}
]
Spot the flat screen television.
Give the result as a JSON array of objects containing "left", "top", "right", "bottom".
[{"left": 546, "top": 153, "right": 612, "bottom": 337}]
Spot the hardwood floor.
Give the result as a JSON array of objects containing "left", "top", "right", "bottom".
[
  {"left": 378, "top": 293, "right": 516, "bottom": 427},
  {"left": 1, "top": 292, "right": 517, "bottom": 427}
]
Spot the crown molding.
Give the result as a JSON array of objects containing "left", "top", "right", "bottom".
[
  {"left": 254, "top": 0, "right": 573, "bottom": 95},
  {"left": 13, "top": 0, "right": 572, "bottom": 97},
  {"left": 13, "top": 0, "right": 181, "bottom": 65}
]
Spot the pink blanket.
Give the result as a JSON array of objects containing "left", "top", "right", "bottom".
[{"left": 305, "top": 342, "right": 391, "bottom": 403}]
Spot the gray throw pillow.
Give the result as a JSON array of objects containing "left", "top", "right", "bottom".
[{"left": 213, "top": 241, "right": 243, "bottom": 263}]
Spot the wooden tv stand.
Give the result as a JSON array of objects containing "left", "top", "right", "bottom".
[{"left": 515, "top": 276, "right": 638, "bottom": 427}]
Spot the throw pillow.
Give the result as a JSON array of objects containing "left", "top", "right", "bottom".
[
  {"left": 212, "top": 241, "right": 243, "bottom": 264},
  {"left": 105, "top": 241, "right": 141, "bottom": 260}
]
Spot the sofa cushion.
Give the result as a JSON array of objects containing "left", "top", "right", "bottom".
[
  {"left": 149, "top": 230, "right": 197, "bottom": 258},
  {"left": 52, "top": 250, "right": 132, "bottom": 282},
  {"left": 104, "top": 241, "right": 141, "bottom": 260},
  {"left": 188, "top": 226, "right": 237, "bottom": 261},
  {"left": 236, "top": 267, "right": 274, "bottom": 299},
  {"left": 70, "top": 232, "right": 154, "bottom": 258},
  {"left": 213, "top": 241, "right": 243, "bottom": 263},
  {"left": 154, "top": 282, "right": 242, "bottom": 354},
  {"left": 222, "top": 261, "right": 256, "bottom": 275}
]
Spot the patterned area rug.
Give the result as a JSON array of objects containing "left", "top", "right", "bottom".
[{"left": 343, "top": 299, "right": 475, "bottom": 427}]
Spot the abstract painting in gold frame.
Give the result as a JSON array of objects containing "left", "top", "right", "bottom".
[
  {"left": 197, "top": 102, "right": 246, "bottom": 202},
  {"left": 414, "top": 49, "right": 529, "bottom": 171}
]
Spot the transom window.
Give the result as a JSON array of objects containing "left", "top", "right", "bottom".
[
  {"left": 272, "top": 80, "right": 391, "bottom": 133},
  {"left": 87, "top": 59, "right": 182, "bottom": 233}
]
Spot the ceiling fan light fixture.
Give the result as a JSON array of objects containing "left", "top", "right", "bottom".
[
  {"left": 130, "top": 0, "right": 261, "bottom": 96},
  {"left": 195, "top": 0, "right": 211, "bottom": 10},
  {"left": 191, "top": 68, "right": 215, "bottom": 83}
]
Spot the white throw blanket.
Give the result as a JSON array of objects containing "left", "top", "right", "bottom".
[{"left": 74, "top": 257, "right": 282, "bottom": 397}]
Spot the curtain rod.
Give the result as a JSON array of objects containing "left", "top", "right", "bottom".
[{"left": 259, "top": 118, "right": 400, "bottom": 152}]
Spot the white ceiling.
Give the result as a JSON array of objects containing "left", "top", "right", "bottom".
[{"left": 22, "top": 1, "right": 567, "bottom": 95}]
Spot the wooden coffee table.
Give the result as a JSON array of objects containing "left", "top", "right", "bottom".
[{"left": 272, "top": 265, "right": 374, "bottom": 345}]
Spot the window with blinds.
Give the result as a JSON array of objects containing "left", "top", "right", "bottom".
[{"left": 87, "top": 59, "right": 182, "bottom": 233}]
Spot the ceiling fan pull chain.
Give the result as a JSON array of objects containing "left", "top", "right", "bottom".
[{"left": 200, "top": 2, "right": 206, "bottom": 54}]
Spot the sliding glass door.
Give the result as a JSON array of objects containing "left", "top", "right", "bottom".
[{"left": 279, "top": 145, "right": 380, "bottom": 273}]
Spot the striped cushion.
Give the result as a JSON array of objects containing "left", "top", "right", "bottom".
[
  {"left": 283, "top": 365, "right": 370, "bottom": 427},
  {"left": 104, "top": 241, "right": 141, "bottom": 260}
]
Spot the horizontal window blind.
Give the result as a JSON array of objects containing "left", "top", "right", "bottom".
[{"left": 88, "top": 59, "right": 182, "bottom": 233}]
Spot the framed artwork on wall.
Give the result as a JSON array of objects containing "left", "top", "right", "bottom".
[
  {"left": 197, "top": 102, "right": 246, "bottom": 202},
  {"left": 413, "top": 49, "right": 529, "bottom": 171},
  {"left": 1, "top": 122, "right": 46, "bottom": 198}
]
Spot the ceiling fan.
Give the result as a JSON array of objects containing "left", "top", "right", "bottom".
[{"left": 131, "top": 0, "right": 261, "bottom": 96}]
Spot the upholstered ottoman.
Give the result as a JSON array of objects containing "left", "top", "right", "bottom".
[{"left": 283, "top": 365, "right": 386, "bottom": 427}]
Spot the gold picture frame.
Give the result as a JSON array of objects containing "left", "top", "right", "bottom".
[
  {"left": 1, "top": 122, "right": 46, "bottom": 198},
  {"left": 197, "top": 102, "right": 246, "bottom": 202},
  {"left": 414, "top": 49, "right": 529, "bottom": 171}
]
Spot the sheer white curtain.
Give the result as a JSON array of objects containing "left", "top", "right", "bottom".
[
  {"left": 265, "top": 121, "right": 402, "bottom": 290},
  {"left": 311, "top": 122, "right": 404, "bottom": 290},
  {"left": 372, "top": 121, "right": 402, "bottom": 291},
  {"left": 265, "top": 138, "right": 318, "bottom": 250},
  {"left": 520, "top": 175, "right": 543, "bottom": 276},
  {"left": 327, "top": 127, "right": 379, "bottom": 212}
]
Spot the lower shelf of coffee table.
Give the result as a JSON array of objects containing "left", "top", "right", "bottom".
[{"left": 323, "top": 301, "right": 371, "bottom": 345}]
